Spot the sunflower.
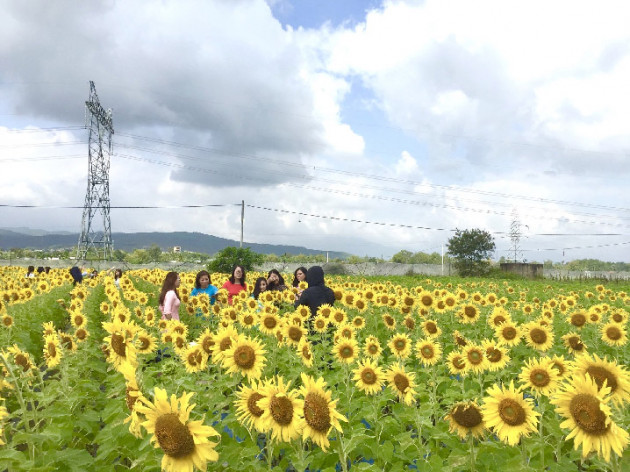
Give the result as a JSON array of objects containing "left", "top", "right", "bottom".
[
  {"left": 42, "top": 321, "right": 56, "bottom": 337},
  {"left": 363, "top": 336, "right": 382, "bottom": 359},
  {"left": 415, "top": 339, "right": 442, "bottom": 366},
  {"left": 421, "top": 319, "right": 441, "bottom": 338},
  {"left": 75, "top": 327, "right": 90, "bottom": 343},
  {"left": 567, "top": 310, "right": 588, "bottom": 329},
  {"left": 136, "top": 387, "right": 220, "bottom": 472},
  {"left": 312, "top": 315, "right": 328, "bottom": 334},
  {"left": 211, "top": 326, "right": 239, "bottom": 363},
  {"left": 463, "top": 344, "right": 488, "bottom": 374},
  {"left": 351, "top": 316, "right": 366, "bottom": 330},
  {"left": 600, "top": 322, "right": 627, "bottom": 347},
  {"left": 386, "top": 364, "right": 417, "bottom": 405},
  {"left": 1, "top": 314, "right": 13, "bottom": 329},
  {"left": 388, "top": 333, "right": 412, "bottom": 360},
  {"left": 43, "top": 334, "right": 63, "bottom": 368},
  {"left": 608, "top": 310, "right": 628, "bottom": 325},
  {"left": 549, "top": 355, "right": 572, "bottom": 380},
  {"left": 222, "top": 335, "right": 267, "bottom": 380},
  {"left": 6, "top": 345, "right": 34, "bottom": 375},
  {"left": 519, "top": 357, "right": 559, "bottom": 397},
  {"left": 337, "top": 323, "right": 355, "bottom": 340},
  {"left": 481, "top": 381, "right": 539, "bottom": 446},
  {"left": 259, "top": 313, "right": 280, "bottom": 336},
  {"left": 332, "top": 338, "right": 359, "bottom": 365},
  {"left": 235, "top": 379, "right": 267, "bottom": 433},
  {"left": 447, "top": 351, "right": 469, "bottom": 376},
  {"left": 382, "top": 313, "right": 396, "bottom": 331},
  {"left": 257, "top": 376, "right": 304, "bottom": 443},
  {"left": 299, "top": 374, "right": 347, "bottom": 451},
  {"left": 136, "top": 331, "right": 158, "bottom": 354},
  {"left": 482, "top": 340, "right": 510, "bottom": 372},
  {"left": 330, "top": 308, "right": 346, "bottom": 326},
  {"left": 452, "top": 330, "right": 469, "bottom": 347},
  {"left": 561, "top": 332, "right": 587, "bottom": 356},
  {"left": 459, "top": 304, "right": 480, "bottom": 324},
  {"left": 182, "top": 345, "right": 208, "bottom": 374},
  {"left": 284, "top": 323, "right": 306, "bottom": 347},
  {"left": 445, "top": 402, "right": 486, "bottom": 439},
  {"left": 59, "top": 332, "right": 78, "bottom": 352},
  {"left": 353, "top": 358, "right": 385, "bottom": 395},
  {"left": 551, "top": 374, "right": 629, "bottom": 462},
  {"left": 196, "top": 328, "right": 215, "bottom": 357},
  {"left": 572, "top": 354, "right": 630, "bottom": 407},
  {"left": 523, "top": 323, "right": 553, "bottom": 351},
  {"left": 297, "top": 340, "right": 314, "bottom": 367},
  {"left": 418, "top": 292, "right": 435, "bottom": 310},
  {"left": 487, "top": 308, "right": 510, "bottom": 328}
]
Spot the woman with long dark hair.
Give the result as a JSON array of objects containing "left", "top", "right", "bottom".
[
  {"left": 292, "top": 266, "right": 308, "bottom": 287},
  {"left": 266, "top": 269, "right": 287, "bottom": 291},
  {"left": 252, "top": 277, "right": 268, "bottom": 300},
  {"left": 191, "top": 270, "right": 218, "bottom": 305},
  {"left": 222, "top": 265, "right": 247, "bottom": 305},
  {"left": 158, "top": 271, "right": 181, "bottom": 320}
]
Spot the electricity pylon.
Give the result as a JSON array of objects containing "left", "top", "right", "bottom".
[{"left": 77, "top": 81, "right": 114, "bottom": 261}]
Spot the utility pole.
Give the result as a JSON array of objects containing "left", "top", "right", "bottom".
[
  {"left": 240, "top": 200, "right": 244, "bottom": 248},
  {"left": 77, "top": 81, "right": 114, "bottom": 261},
  {"left": 509, "top": 209, "right": 523, "bottom": 263}
]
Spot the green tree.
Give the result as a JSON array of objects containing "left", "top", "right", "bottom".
[
  {"left": 208, "top": 246, "right": 264, "bottom": 274},
  {"left": 391, "top": 250, "right": 413, "bottom": 263},
  {"left": 146, "top": 244, "right": 163, "bottom": 263},
  {"left": 446, "top": 228, "right": 496, "bottom": 276}
]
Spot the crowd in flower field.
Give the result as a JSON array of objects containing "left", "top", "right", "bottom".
[{"left": 0, "top": 264, "right": 628, "bottom": 471}]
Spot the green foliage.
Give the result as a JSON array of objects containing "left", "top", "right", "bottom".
[
  {"left": 207, "top": 246, "right": 264, "bottom": 273},
  {"left": 446, "top": 228, "right": 496, "bottom": 276},
  {"left": 391, "top": 250, "right": 445, "bottom": 264}
]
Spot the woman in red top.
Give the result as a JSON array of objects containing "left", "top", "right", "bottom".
[{"left": 222, "top": 265, "right": 247, "bottom": 305}]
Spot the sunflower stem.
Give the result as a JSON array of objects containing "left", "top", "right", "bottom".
[
  {"left": 336, "top": 432, "right": 349, "bottom": 472},
  {"left": 265, "top": 435, "right": 274, "bottom": 469},
  {"left": 538, "top": 397, "right": 545, "bottom": 471},
  {"left": 468, "top": 434, "right": 476, "bottom": 472}
]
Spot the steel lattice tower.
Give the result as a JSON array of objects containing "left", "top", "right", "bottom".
[{"left": 77, "top": 81, "right": 114, "bottom": 261}]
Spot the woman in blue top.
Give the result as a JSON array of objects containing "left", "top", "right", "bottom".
[{"left": 191, "top": 270, "right": 218, "bottom": 305}]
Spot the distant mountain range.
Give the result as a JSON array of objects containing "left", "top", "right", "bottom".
[{"left": 0, "top": 228, "right": 350, "bottom": 258}]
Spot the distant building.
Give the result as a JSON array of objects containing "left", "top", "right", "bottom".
[{"left": 173, "top": 246, "right": 181, "bottom": 253}]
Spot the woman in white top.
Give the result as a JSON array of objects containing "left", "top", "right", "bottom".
[{"left": 158, "top": 271, "right": 181, "bottom": 320}]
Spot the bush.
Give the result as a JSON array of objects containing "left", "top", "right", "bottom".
[{"left": 207, "top": 247, "right": 264, "bottom": 274}]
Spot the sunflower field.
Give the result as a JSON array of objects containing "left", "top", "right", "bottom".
[{"left": 0, "top": 266, "right": 628, "bottom": 472}]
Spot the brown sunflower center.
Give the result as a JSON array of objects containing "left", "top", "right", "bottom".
[
  {"left": 76, "top": 328, "right": 87, "bottom": 341},
  {"left": 498, "top": 399, "right": 526, "bottom": 426},
  {"left": 605, "top": 326, "right": 622, "bottom": 341},
  {"left": 530, "top": 328, "right": 547, "bottom": 345},
  {"left": 175, "top": 337, "right": 186, "bottom": 349},
  {"left": 270, "top": 394, "right": 294, "bottom": 425},
  {"left": 530, "top": 369, "right": 550, "bottom": 387},
  {"left": 586, "top": 366, "right": 618, "bottom": 393},
  {"left": 453, "top": 356, "right": 466, "bottom": 370},
  {"left": 126, "top": 386, "right": 138, "bottom": 410},
  {"left": 421, "top": 346, "right": 434, "bottom": 358},
  {"left": 570, "top": 313, "right": 586, "bottom": 327},
  {"left": 48, "top": 342, "right": 58, "bottom": 358},
  {"left": 263, "top": 316, "right": 277, "bottom": 329},
  {"left": 315, "top": 320, "right": 326, "bottom": 329},
  {"left": 201, "top": 336, "right": 214, "bottom": 354},
  {"left": 612, "top": 313, "right": 623, "bottom": 323},
  {"left": 15, "top": 353, "right": 30, "bottom": 372},
  {"left": 426, "top": 322, "right": 437, "bottom": 334},
  {"left": 219, "top": 337, "right": 232, "bottom": 352},
  {"left": 502, "top": 327, "right": 517, "bottom": 340},
  {"left": 302, "top": 345, "right": 312, "bottom": 360},
  {"left": 334, "top": 313, "right": 344, "bottom": 323},
  {"left": 464, "top": 306, "right": 476, "bottom": 318},
  {"left": 234, "top": 345, "right": 256, "bottom": 369},
  {"left": 567, "top": 336, "right": 584, "bottom": 351},
  {"left": 288, "top": 326, "right": 302, "bottom": 343},
  {"left": 394, "top": 340, "right": 406, "bottom": 351},
  {"left": 486, "top": 348, "right": 502, "bottom": 363},
  {"left": 111, "top": 333, "right": 127, "bottom": 357},
  {"left": 393, "top": 373, "right": 409, "bottom": 393},
  {"left": 421, "top": 295, "right": 433, "bottom": 307},
  {"left": 340, "top": 345, "right": 354, "bottom": 359},
  {"left": 551, "top": 361, "right": 565, "bottom": 376},
  {"left": 493, "top": 315, "right": 506, "bottom": 326},
  {"left": 452, "top": 404, "right": 483, "bottom": 428},
  {"left": 467, "top": 350, "right": 483, "bottom": 365},
  {"left": 74, "top": 315, "right": 84, "bottom": 326},
  {"left": 367, "top": 343, "right": 379, "bottom": 355},
  {"left": 243, "top": 315, "right": 254, "bottom": 325},
  {"left": 247, "top": 392, "right": 264, "bottom": 417},
  {"left": 384, "top": 316, "right": 394, "bottom": 326},
  {"left": 304, "top": 393, "right": 331, "bottom": 433},
  {"left": 569, "top": 394, "right": 610, "bottom": 435},
  {"left": 361, "top": 368, "right": 376, "bottom": 385},
  {"left": 154, "top": 413, "right": 196, "bottom": 458}
]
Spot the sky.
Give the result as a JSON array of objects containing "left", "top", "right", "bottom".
[{"left": 1, "top": 0, "right": 629, "bottom": 263}]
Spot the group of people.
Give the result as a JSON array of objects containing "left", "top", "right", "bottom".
[
  {"left": 25, "top": 266, "right": 51, "bottom": 278},
  {"left": 157, "top": 265, "right": 335, "bottom": 322}
]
